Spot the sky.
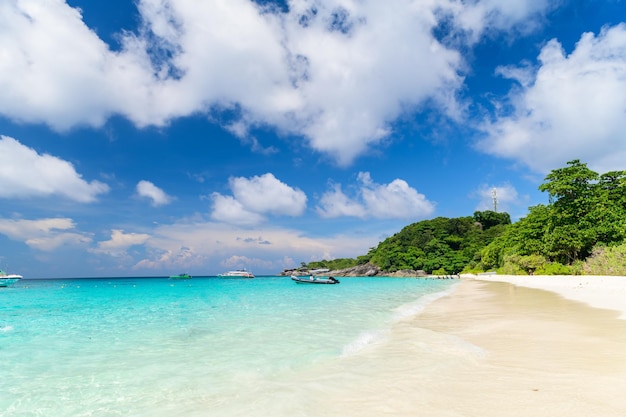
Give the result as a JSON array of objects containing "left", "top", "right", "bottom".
[{"left": 1, "top": 0, "right": 626, "bottom": 278}]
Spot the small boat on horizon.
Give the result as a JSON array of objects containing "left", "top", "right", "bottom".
[
  {"left": 291, "top": 275, "right": 340, "bottom": 285},
  {"left": 218, "top": 269, "right": 255, "bottom": 278},
  {"left": 169, "top": 273, "right": 192, "bottom": 279},
  {"left": 0, "top": 269, "right": 23, "bottom": 287}
]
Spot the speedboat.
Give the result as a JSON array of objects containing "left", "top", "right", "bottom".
[
  {"left": 0, "top": 269, "right": 22, "bottom": 287},
  {"left": 218, "top": 269, "right": 254, "bottom": 278},
  {"left": 169, "top": 273, "right": 192, "bottom": 279},
  {"left": 291, "top": 275, "right": 340, "bottom": 284}
]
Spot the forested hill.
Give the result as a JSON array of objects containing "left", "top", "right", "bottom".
[
  {"left": 301, "top": 160, "right": 626, "bottom": 277},
  {"left": 302, "top": 211, "right": 511, "bottom": 275},
  {"left": 358, "top": 212, "right": 511, "bottom": 274}
]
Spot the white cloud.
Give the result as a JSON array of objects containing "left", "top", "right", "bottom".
[
  {"left": 0, "top": 0, "right": 554, "bottom": 165},
  {"left": 0, "top": 217, "right": 91, "bottom": 251},
  {"left": 97, "top": 229, "right": 151, "bottom": 250},
  {"left": 0, "top": 0, "right": 152, "bottom": 130},
  {"left": 0, "top": 135, "right": 109, "bottom": 202},
  {"left": 317, "top": 172, "right": 435, "bottom": 220},
  {"left": 447, "top": 0, "right": 555, "bottom": 42},
  {"left": 477, "top": 24, "right": 626, "bottom": 174},
  {"left": 132, "top": 220, "right": 377, "bottom": 272},
  {"left": 210, "top": 194, "right": 266, "bottom": 226},
  {"left": 316, "top": 183, "right": 367, "bottom": 218},
  {"left": 136, "top": 180, "right": 172, "bottom": 206},
  {"left": 0, "top": 213, "right": 385, "bottom": 273},
  {"left": 91, "top": 229, "right": 151, "bottom": 258},
  {"left": 220, "top": 255, "right": 272, "bottom": 272},
  {"left": 229, "top": 173, "right": 307, "bottom": 216},
  {"left": 211, "top": 173, "right": 307, "bottom": 225}
]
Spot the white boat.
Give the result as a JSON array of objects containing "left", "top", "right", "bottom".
[
  {"left": 291, "top": 275, "right": 339, "bottom": 285},
  {"left": 308, "top": 268, "right": 330, "bottom": 274},
  {"left": 218, "top": 269, "right": 254, "bottom": 278},
  {"left": 0, "top": 269, "right": 22, "bottom": 287}
]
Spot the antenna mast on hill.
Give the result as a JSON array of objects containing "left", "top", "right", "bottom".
[{"left": 492, "top": 188, "right": 498, "bottom": 212}]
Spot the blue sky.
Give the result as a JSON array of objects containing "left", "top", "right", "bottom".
[{"left": 1, "top": 0, "right": 625, "bottom": 278}]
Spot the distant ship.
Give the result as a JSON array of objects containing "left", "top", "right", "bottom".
[
  {"left": 217, "top": 269, "right": 254, "bottom": 278},
  {"left": 0, "top": 269, "right": 22, "bottom": 287},
  {"left": 169, "top": 273, "right": 192, "bottom": 280}
]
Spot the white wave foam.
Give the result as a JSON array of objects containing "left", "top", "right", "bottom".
[
  {"left": 341, "top": 284, "right": 460, "bottom": 357},
  {"left": 1, "top": 325, "right": 14, "bottom": 332},
  {"left": 341, "top": 328, "right": 390, "bottom": 357},
  {"left": 392, "top": 283, "right": 459, "bottom": 322}
]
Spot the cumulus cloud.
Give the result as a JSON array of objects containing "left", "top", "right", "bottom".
[
  {"left": 211, "top": 173, "right": 307, "bottom": 226},
  {"left": 136, "top": 180, "right": 172, "bottom": 206},
  {"left": 210, "top": 194, "right": 266, "bottom": 226},
  {"left": 97, "top": 229, "right": 151, "bottom": 251},
  {"left": 229, "top": 173, "right": 307, "bottom": 216},
  {"left": 446, "top": 0, "right": 555, "bottom": 42},
  {"left": 0, "top": 135, "right": 109, "bottom": 202},
  {"left": 477, "top": 24, "right": 626, "bottom": 174},
  {"left": 0, "top": 217, "right": 91, "bottom": 251},
  {"left": 316, "top": 184, "right": 368, "bottom": 218},
  {"left": 317, "top": 172, "right": 435, "bottom": 220},
  {"left": 91, "top": 229, "right": 151, "bottom": 259},
  {"left": 0, "top": 0, "right": 554, "bottom": 165},
  {"left": 0, "top": 0, "right": 155, "bottom": 130},
  {"left": 220, "top": 255, "right": 272, "bottom": 271},
  {"left": 133, "top": 220, "right": 377, "bottom": 272}
]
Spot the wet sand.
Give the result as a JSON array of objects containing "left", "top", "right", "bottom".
[
  {"left": 404, "top": 279, "right": 626, "bottom": 416},
  {"left": 294, "top": 278, "right": 626, "bottom": 416},
  {"left": 202, "top": 278, "right": 626, "bottom": 416}
]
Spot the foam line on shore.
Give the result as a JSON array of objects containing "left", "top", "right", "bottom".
[
  {"left": 392, "top": 283, "right": 459, "bottom": 321},
  {"left": 341, "top": 284, "right": 459, "bottom": 357}
]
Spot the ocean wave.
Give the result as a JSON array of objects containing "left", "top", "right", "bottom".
[
  {"left": 392, "top": 283, "right": 459, "bottom": 322},
  {"left": 341, "top": 328, "right": 390, "bottom": 357},
  {"left": 1, "top": 325, "right": 14, "bottom": 333}
]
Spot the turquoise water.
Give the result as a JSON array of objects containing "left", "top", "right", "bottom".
[{"left": 1, "top": 276, "right": 457, "bottom": 416}]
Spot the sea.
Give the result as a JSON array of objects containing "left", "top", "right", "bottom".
[{"left": 1, "top": 276, "right": 471, "bottom": 417}]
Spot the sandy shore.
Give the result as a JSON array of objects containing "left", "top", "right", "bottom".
[
  {"left": 267, "top": 277, "right": 626, "bottom": 416},
  {"left": 464, "top": 273, "right": 626, "bottom": 319},
  {"left": 403, "top": 278, "right": 626, "bottom": 416}
]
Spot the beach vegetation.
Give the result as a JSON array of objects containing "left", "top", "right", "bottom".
[
  {"left": 476, "top": 160, "right": 626, "bottom": 274},
  {"left": 305, "top": 257, "right": 359, "bottom": 271},
  {"left": 535, "top": 262, "right": 572, "bottom": 275},
  {"left": 497, "top": 254, "right": 572, "bottom": 275},
  {"left": 582, "top": 243, "right": 626, "bottom": 275}
]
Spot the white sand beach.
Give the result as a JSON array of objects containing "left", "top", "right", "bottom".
[
  {"left": 267, "top": 276, "right": 626, "bottom": 416},
  {"left": 464, "top": 273, "right": 626, "bottom": 319},
  {"left": 392, "top": 277, "right": 626, "bottom": 416}
]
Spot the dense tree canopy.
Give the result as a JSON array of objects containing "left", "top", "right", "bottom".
[
  {"left": 478, "top": 160, "right": 626, "bottom": 274},
  {"left": 363, "top": 213, "right": 511, "bottom": 274},
  {"left": 306, "top": 211, "right": 510, "bottom": 275}
]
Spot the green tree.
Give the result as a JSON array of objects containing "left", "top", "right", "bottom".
[
  {"left": 473, "top": 210, "right": 511, "bottom": 230},
  {"left": 539, "top": 159, "right": 598, "bottom": 211},
  {"left": 365, "top": 213, "right": 506, "bottom": 274}
]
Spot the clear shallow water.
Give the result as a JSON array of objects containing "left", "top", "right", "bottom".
[{"left": 1, "top": 276, "right": 458, "bottom": 416}]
